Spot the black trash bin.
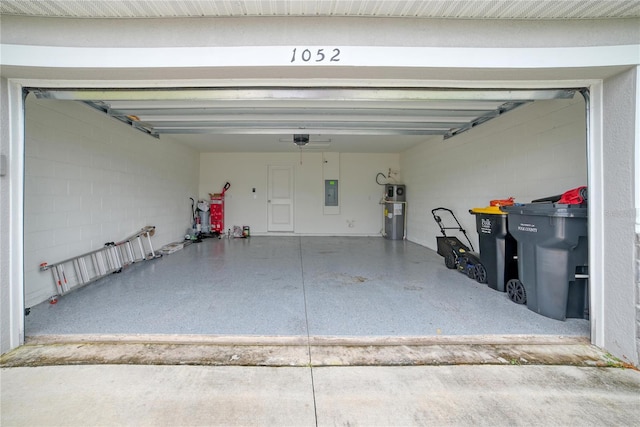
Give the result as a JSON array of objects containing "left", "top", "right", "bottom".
[
  {"left": 469, "top": 206, "right": 518, "bottom": 292},
  {"left": 501, "top": 203, "right": 588, "bottom": 321}
]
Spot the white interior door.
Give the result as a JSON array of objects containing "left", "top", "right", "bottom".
[{"left": 267, "top": 164, "right": 294, "bottom": 232}]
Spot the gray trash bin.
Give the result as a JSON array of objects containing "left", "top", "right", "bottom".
[
  {"left": 501, "top": 203, "right": 588, "bottom": 321},
  {"left": 469, "top": 206, "right": 518, "bottom": 292}
]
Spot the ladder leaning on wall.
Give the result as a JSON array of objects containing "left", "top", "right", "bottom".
[{"left": 40, "top": 226, "right": 160, "bottom": 302}]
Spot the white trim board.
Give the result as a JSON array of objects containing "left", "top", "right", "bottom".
[{"left": 2, "top": 44, "right": 639, "bottom": 69}]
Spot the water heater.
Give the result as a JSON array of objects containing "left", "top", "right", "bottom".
[
  {"left": 384, "top": 184, "right": 406, "bottom": 240},
  {"left": 385, "top": 184, "right": 406, "bottom": 202}
]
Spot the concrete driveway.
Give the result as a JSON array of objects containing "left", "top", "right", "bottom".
[{"left": 2, "top": 335, "right": 639, "bottom": 426}]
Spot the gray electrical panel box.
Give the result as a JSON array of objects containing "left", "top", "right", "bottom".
[{"left": 325, "top": 180, "right": 339, "bottom": 206}]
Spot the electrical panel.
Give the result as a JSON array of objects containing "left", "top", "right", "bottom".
[{"left": 325, "top": 180, "right": 339, "bottom": 206}]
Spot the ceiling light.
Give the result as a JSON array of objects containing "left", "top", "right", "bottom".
[{"left": 293, "top": 134, "right": 309, "bottom": 146}]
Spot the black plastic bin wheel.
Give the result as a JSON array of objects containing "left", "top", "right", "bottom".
[
  {"left": 506, "top": 279, "right": 527, "bottom": 304},
  {"left": 444, "top": 254, "right": 456, "bottom": 269},
  {"left": 474, "top": 264, "right": 487, "bottom": 284}
]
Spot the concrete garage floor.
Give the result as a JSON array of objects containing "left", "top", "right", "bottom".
[{"left": 25, "top": 236, "right": 589, "bottom": 337}]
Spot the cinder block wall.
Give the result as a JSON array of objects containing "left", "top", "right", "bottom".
[
  {"left": 199, "top": 152, "right": 399, "bottom": 235},
  {"left": 401, "top": 95, "right": 587, "bottom": 252},
  {"left": 23, "top": 97, "right": 200, "bottom": 307}
]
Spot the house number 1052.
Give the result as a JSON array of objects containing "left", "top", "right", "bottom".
[{"left": 290, "top": 48, "right": 341, "bottom": 63}]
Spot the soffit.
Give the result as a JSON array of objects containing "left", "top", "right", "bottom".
[{"left": 1, "top": 0, "right": 639, "bottom": 19}]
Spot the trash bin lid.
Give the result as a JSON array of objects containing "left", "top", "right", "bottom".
[
  {"left": 501, "top": 203, "right": 587, "bottom": 218},
  {"left": 470, "top": 206, "right": 506, "bottom": 215}
]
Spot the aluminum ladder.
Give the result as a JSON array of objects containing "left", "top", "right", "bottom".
[{"left": 40, "top": 226, "right": 159, "bottom": 300}]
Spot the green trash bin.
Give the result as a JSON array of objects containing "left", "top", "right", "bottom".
[
  {"left": 469, "top": 206, "right": 518, "bottom": 292},
  {"left": 501, "top": 203, "right": 588, "bottom": 321}
]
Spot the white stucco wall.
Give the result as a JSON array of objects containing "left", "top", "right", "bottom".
[
  {"left": 1, "top": 16, "right": 638, "bottom": 83},
  {"left": 602, "top": 67, "right": 639, "bottom": 366},
  {"left": 0, "top": 78, "right": 25, "bottom": 354},
  {"left": 2, "top": 16, "right": 639, "bottom": 49},
  {"left": 23, "top": 97, "right": 200, "bottom": 307},
  {"left": 1, "top": 78, "right": 14, "bottom": 352}
]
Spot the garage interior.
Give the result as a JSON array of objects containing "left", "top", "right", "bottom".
[{"left": 22, "top": 86, "right": 590, "bottom": 339}]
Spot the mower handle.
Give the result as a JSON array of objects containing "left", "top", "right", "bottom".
[{"left": 431, "top": 207, "right": 475, "bottom": 252}]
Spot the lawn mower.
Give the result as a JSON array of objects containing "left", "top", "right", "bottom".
[{"left": 431, "top": 207, "right": 486, "bottom": 283}]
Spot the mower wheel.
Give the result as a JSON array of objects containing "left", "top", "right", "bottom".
[
  {"left": 474, "top": 264, "right": 487, "bottom": 284},
  {"left": 506, "top": 279, "right": 526, "bottom": 304},
  {"left": 466, "top": 264, "right": 476, "bottom": 280},
  {"left": 444, "top": 254, "right": 456, "bottom": 269}
]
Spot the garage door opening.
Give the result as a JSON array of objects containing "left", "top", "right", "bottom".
[{"left": 20, "top": 86, "right": 591, "bottom": 342}]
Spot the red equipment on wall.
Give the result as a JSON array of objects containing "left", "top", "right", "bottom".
[{"left": 210, "top": 182, "right": 231, "bottom": 235}]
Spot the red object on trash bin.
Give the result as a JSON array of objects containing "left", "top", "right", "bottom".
[
  {"left": 558, "top": 186, "right": 587, "bottom": 205},
  {"left": 490, "top": 197, "right": 515, "bottom": 207}
]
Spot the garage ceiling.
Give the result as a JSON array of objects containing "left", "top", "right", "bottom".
[
  {"left": 2, "top": 0, "right": 639, "bottom": 19},
  {"left": 10, "top": 1, "right": 606, "bottom": 153},
  {"left": 32, "top": 87, "right": 577, "bottom": 153}
]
